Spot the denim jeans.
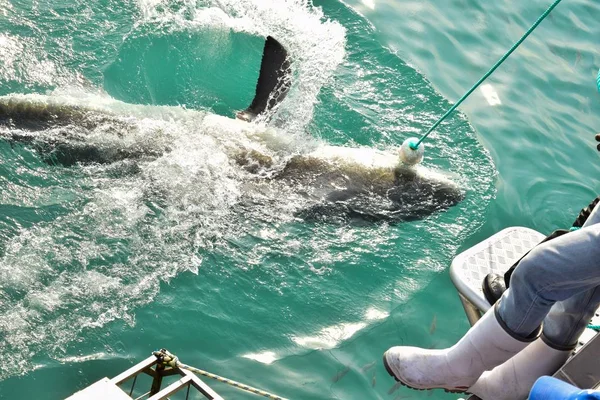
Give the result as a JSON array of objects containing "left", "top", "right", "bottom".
[{"left": 498, "top": 202, "right": 600, "bottom": 348}]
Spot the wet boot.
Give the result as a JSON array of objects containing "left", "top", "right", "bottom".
[
  {"left": 382, "top": 307, "right": 539, "bottom": 392},
  {"left": 468, "top": 336, "right": 572, "bottom": 400}
]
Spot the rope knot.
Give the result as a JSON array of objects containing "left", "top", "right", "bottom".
[{"left": 153, "top": 348, "right": 179, "bottom": 367}]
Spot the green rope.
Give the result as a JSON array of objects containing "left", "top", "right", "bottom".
[
  {"left": 588, "top": 324, "right": 600, "bottom": 331},
  {"left": 412, "top": 0, "right": 565, "bottom": 149}
]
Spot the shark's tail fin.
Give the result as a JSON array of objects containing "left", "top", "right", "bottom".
[{"left": 237, "top": 36, "right": 291, "bottom": 122}]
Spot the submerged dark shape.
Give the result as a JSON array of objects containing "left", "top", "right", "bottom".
[
  {"left": 0, "top": 103, "right": 164, "bottom": 166},
  {"left": 0, "top": 36, "right": 464, "bottom": 224},
  {"left": 275, "top": 153, "right": 464, "bottom": 224}
]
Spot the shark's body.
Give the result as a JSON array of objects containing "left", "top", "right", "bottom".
[{"left": 0, "top": 38, "right": 463, "bottom": 224}]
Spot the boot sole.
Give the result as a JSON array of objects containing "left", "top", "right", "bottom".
[{"left": 382, "top": 351, "right": 467, "bottom": 394}]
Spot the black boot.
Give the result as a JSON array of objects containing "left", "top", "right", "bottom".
[
  {"left": 482, "top": 228, "right": 571, "bottom": 307},
  {"left": 482, "top": 273, "right": 506, "bottom": 306}
]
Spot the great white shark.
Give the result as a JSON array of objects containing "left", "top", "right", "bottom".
[{"left": 0, "top": 37, "right": 464, "bottom": 223}]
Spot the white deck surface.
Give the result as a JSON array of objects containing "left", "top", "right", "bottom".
[{"left": 66, "top": 377, "right": 131, "bottom": 400}]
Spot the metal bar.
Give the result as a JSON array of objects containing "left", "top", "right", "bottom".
[
  {"left": 134, "top": 391, "right": 151, "bottom": 400},
  {"left": 180, "top": 368, "right": 225, "bottom": 400},
  {"left": 143, "top": 367, "right": 157, "bottom": 378},
  {"left": 111, "top": 356, "right": 158, "bottom": 385},
  {"left": 128, "top": 374, "right": 138, "bottom": 396},
  {"left": 146, "top": 376, "right": 193, "bottom": 400},
  {"left": 150, "top": 363, "right": 166, "bottom": 396},
  {"left": 160, "top": 368, "right": 181, "bottom": 377},
  {"left": 554, "top": 333, "right": 600, "bottom": 389},
  {"left": 458, "top": 293, "right": 482, "bottom": 327}
]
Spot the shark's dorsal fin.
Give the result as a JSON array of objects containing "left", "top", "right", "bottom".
[{"left": 237, "top": 36, "right": 291, "bottom": 122}]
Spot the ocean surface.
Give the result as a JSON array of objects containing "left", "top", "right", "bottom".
[{"left": 0, "top": 0, "right": 599, "bottom": 399}]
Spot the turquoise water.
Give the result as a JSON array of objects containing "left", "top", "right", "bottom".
[{"left": 0, "top": 0, "right": 599, "bottom": 399}]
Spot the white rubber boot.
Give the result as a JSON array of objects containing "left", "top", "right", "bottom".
[
  {"left": 383, "top": 308, "right": 538, "bottom": 392},
  {"left": 468, "top": 336, "right": 572, "bottom": 400}
]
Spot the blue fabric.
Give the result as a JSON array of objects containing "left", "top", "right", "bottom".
[
  {"left": 530, "top": 376, "right": 600, "bottom": 399},
  {"left": 498, "top": 203, "right": 600, "bottom": 347},
  {"left": 597, "top": 68, "right": 600, "bottom": 93}
]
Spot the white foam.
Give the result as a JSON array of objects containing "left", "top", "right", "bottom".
[
  {"left": 57, "top": 352, "right": 110, "bottom": 364},
  {"left": 364, "top": 307, "right": 388, "bottom": 320},
  {"left": 290, "top": 307, "right": 388, "bottom": 351},
  {"left": 242, "top": 351, "right": 279, "bottom": 365},
  {"left": 0, "top": 0, "right": 13, "bottom": 16},
  {"left": 0, "top": 96, "right": 247, "bottom": 375},
  {"left": 362, "top": 0, "right": 375, "bottom": 10},
  {"left": 292, "top": 322, "right": 367, "bottom": 350},
  {"left": 308, "top": 145, "right": 399, "bottom": 168},
  {"left": 480, "top": 83, "right": 502, "bottom": 106},
  {"left": 0, "top": 33, "right": 74, "bottom": 86},
  {"left": 0, "top": 0, "right": 484, "bottom": 383},
  {"left": 133, "top": 0, "right": 346, "bottom": 134}
]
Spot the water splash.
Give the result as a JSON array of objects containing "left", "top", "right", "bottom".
[
  {"left": 133, "top": 0, "right": 347, "bottom": 133},
  {"left": 0, "top": 0, "right": 495, "bottom": 385}
]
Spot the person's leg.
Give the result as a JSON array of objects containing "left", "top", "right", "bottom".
[
  {"left": 383, "top": 306, "right": 538, "bottom": 392},
  {"left": 483, "top": 196, "right": 600, "bottom": 307},
  {"left": 383, "top": 206, "right": 600, "bottom": 394},
  {"left": 543, "top": 285, "right": 600, "bottom": 348},
  {"left": 469, "top": 285, "right": 600, "bottom": 400},
  {"left": 497, "top": 222, "right": 600, "bottom": 338},
  {"left": 470, "top": 207, "right": 600, "bottom": 400}
]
